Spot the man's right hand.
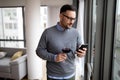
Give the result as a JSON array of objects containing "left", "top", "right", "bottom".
[{"left": 55, "top": 53, "right": 67, "bottom": 62}]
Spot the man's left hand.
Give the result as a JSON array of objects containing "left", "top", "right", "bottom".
[{"left": 76, "top": 48, "right": 87, "bottom": 57}]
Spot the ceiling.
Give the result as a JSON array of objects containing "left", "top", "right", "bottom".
[
  {"left": 0, "top": 0, "right": 73, "bottom": 7},
  {"left": 41, "top": 0, "right": 73, "bottom": 6}
]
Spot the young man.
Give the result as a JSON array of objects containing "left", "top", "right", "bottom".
[{"left": 36, "top": 4, "right": 87, "bottom": 80}]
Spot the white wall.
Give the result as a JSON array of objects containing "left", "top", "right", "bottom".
[{"left": 47, "top": 6, "right": 60, "bottom": 27}]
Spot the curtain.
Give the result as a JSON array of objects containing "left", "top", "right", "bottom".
[
  {"left": 73, "top": 0, "right": 85, "bottom": 80},
  {"left": 72, "top": 0, "right": 79, "bottom": 28}
]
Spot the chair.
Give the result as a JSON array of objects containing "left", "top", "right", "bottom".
[{"left": 0, "top": 47, "right": 27, "bottom": 80}]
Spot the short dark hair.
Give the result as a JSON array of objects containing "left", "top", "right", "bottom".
[{"left": 60, "top": 4, "right": 76, "bottom": 13}]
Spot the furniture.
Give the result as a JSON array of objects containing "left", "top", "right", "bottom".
[{"left": 0, "top": 47, "right": 27, "bottom": 80}]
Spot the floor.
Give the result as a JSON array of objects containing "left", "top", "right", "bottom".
[
  {"left": 0, "top": 75, "right": 84, "bottom": 80},
  {"left": 22, "top": 75, "right": 28, "bottom": 80},
  {"left": 0, "top": 75, "right": 28, "bottom": 80}
]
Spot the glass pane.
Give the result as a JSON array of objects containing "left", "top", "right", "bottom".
[
  {"left": 91, "top": 0, "right": 97, "bottom": 67},
  {"left": 112, "top": 0, "right": 120, "bottom": 80},
  {"left": 0, "top": 41, "right": 24, "bottom": 48},
  {"left": 40, "top": 6, "right": 48, "bottom": 29},
  {"left": 0, "top": 7, "right": 25, "bottom": 48}
]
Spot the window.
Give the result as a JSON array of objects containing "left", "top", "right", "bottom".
[
  {"left": 0, "top": 7, "right": 25, "bottom": 48},
  {"left": 91, "top": 0, "right": 97, "bottom": 68},
  {"left": 112, "top": 0, "right": 120, "bottom": 79},
  {"left": 40, "top": 6, "right": 48, "bottom": 29}
]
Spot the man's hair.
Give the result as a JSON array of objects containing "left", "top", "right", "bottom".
[{"left": 60, "top": 4, "right": 76, "bottom": 13}]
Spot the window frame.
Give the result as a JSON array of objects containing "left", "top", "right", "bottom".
[
  {"left": 84, "top": 0, "right": 117, "bottom": 80},
  {"left": 0, "top": 6, "right": 26, "bottom": 48}
]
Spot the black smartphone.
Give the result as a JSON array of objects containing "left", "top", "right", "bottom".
[{"left": 77, "top": 44, "right": 88, "bottom": 51}]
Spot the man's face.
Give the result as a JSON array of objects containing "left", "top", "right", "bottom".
[{"left": 60, "top": 10, "right": 76, "bottom": 29}]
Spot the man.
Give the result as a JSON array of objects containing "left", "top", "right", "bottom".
[{"left": 36, "top": 4, "right": 87, "bottom": 80}]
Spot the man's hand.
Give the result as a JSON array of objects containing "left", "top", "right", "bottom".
[
  {"left": 76, "top": 48, "right": 87, "bottom": 57},
  {"left": 55, "top": 53, "right": 67, "bottom": 62}
]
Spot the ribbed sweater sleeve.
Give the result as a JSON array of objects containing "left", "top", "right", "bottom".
[{"left": 36, "top": 29, "right": 55, "bottom": 62}]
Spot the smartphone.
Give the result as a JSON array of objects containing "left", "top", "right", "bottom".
[{"left": 77, "top": 44, "right": 88, "bottom": 51}]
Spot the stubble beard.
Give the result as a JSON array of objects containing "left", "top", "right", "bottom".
[
  {"left": 66, "top": 26, "right": 71, "bottom": 29},
  {"left": 65, "top": 24, "right": 73, "bottom": 29}
]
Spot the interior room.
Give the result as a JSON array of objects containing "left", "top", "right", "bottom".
[
  {"left": 0, "top": 0, "right": 85, "bottom": 80},
  {"left": 1, "top": 0, "right": 119, "bottom": 80}
]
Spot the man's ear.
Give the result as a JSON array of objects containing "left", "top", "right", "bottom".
[
  {"left": 59, "top": 14, "right": 62, "bottom": 18},
  {"left": 59, "top": 13, "right": 63, "bottom": 21}
]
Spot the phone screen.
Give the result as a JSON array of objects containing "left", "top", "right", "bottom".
[{"left": 79, "top": 44, "right": 88, "bottom": 49}]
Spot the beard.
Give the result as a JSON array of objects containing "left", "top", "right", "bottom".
[
  {"left": 59, "top": 21, "right": 73, "bottom": 29},
  {"left": 65, "top": 25, "right": 72, "bottom": 29}
]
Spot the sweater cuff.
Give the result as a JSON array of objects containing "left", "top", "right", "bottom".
[{"left": 54, "top": 55, "right": 57, "bottom": 62}]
